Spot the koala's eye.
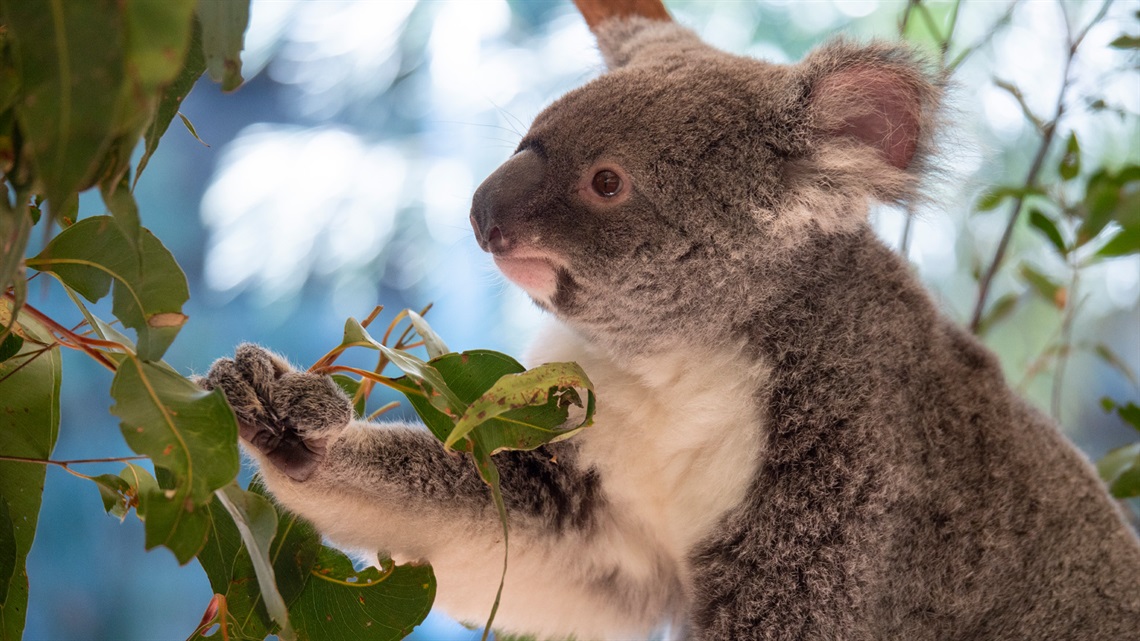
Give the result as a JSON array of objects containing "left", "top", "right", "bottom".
[{"left": 591, "top": 170, "right": 623, "bottom": 197}]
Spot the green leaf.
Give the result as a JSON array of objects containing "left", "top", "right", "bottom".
[
  {"left": 1109, "top": 34, "right": 1140, "bottom": 49},
  {"left": 2, "top": 0, "right": 124, "bottom": 215},
  {"left": 974, "top": 186, "right": 1044, "bottom": 213},
  {"left": 1027, "top": 209, "right": 1067, "bottom": 255},
  {"left": 100, "top": 172, "right": 142, "bottom": 251},
  {"left": 1097, "top": 226, "right": 1140, "bottom": 258},
  {"left": 215, "top": 484, "right": 294, "bottom": 640},
  {"left": 123, "top": 0, "right": 197, "bottom": 92},
  {"left": 0, "top": 196, "right": 33, "bottom": 308},
  {"left": 1093, "top": 345, "right": 1139, "bottom": 389},
  {"left": 1018, "top": 264, "right": 1063, "bottom": 306},
  {"left": 1097, "top": 443, "right": 1140, "bottom": 499},
  {"left": 0, "top": 501, "right": 16, "bottom": 606},
  {"left": 27, "top": 216, "right": 189, "bottom": 360},
  {"left": 110, "top": 357, "right": 240, "bottom": 507},
  {"left": 445, "top": 361, "right": 596, "bottom": 451},
  {"left": 0, "top": 307, "right": 60, "bottom": 640},
  {"left": 0, "top": 334, "right": 23, "bottom": 365},
  {"left": 1058, "top": 132, "right": 1080, "bottom": 181},
  {"left": 194, "top": 481, "right": 322, "bottom": 641},
  {"left": 975, "top": 293, "right": 1019, "bottom": 337},
  {"left": 1078, "top": 169, "right": 1120, "bottom": 244},
  {"left": 1103, "top": 400, "right": 1140, "bottom": 432},
  {"left": 196, "top": 0, "right": 251, "bottom": 92},
  {"left": 136, "top": 17, "right": 207, "bottom": 184},
  {"left": 91, "top": 473, "right": 133, "bottom": 520},
  {"left": 289, "top": 547, "right": 435, "bottom": 641},
  {"left": 407, "top": 310, "right": 449, "bottom": 359},
  {"left": 138, "top": 482, "right": 211, "bottom": 565}
]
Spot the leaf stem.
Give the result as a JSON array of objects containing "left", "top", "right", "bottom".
[
  {"left": 0, "top": 454, "right": 150, "bottom": 480},
  {"left": 4, "top": 293, "right": 123, "bottom": 370}
]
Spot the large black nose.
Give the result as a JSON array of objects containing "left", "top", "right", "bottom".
[{"left": 470, "top": 148, "right": 546, "bottom": 253}]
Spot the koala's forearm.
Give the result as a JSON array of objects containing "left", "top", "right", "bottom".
[
  {"left": 252, "top": 421, "right": 677, "bottom": 639},
  {"left": 250, "top": 420, "right": 603, "bottom": 553}
]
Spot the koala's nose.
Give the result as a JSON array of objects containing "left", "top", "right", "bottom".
[{"left": 470, "top": 148, "right": 546, "bottom": 253}]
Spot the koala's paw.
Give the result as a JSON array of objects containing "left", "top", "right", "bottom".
[{"left": 202, "top": 343, "right": 353, "bottom": 482}]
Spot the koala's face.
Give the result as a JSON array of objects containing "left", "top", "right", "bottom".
[
  {"left": 469, "top": 26, "right": 936, "bottom": 344},
  {"left": 470, "top": 52, "right": 805, "bottom": 337}
]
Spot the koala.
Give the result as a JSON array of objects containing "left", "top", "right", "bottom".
[{"left": 204, "top": 4, "right": 1140, "bottom": 641}]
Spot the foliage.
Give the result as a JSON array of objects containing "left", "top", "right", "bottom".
[{"left": 0, "top": 1, "right": 1137, "bottom": 640}]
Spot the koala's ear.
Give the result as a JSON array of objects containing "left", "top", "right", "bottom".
[
  {"left": 793, "top": 40, "right": 943, "bottom": 207},
  {"left": 572, "top": 0, "right": 707, "bottom": 70}
]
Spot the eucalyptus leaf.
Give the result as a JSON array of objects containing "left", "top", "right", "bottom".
[
  {"left": 2, "top": 0, "right": 124, "bottom": 215},
  {"left": 27, "top": 216, "right": 189, "bottom": 360},
  {"left": 215, "top": 484, "right": 294, "bottom": 640},
  {"left": 446, "top": 362, "right": 595, "bottom": 451},
  {"left": 0, "top": 501, "right": 16, "bottom": 606},
  {"left": 1097, "top": 443, "right": 1140, "bottom": 499},
  {"left": 408, "top": 310, "right": 449, "bottom": 359},
  {"left": 136, "top": 17, "right": 206, "bottom": 183},
  {"left": 0, "top": 196, "right": 32, "bottom": 307},
  {"left": 1027, "top": 209, "right": 1067, "bottom": 255},
  {"left": 138, "top": 483, "right": 211, "bottom": 565},
  {"left": 0, "top": 308, "right": 60, "bottom": 640},
  {"left": 1018, "top": 264, "right": 1062, "bottom": 305},
  {"left": 91, "top": 473, "right": 133, "bottom": 520},
  {"left": 197, "top": 0, "right": 251, "bottom": 92},
  {"left": 289, "top": 547, "right": 435, "bottom": 641},
  {"left": 1058, "top": 132, "right": 1080, "bottom": 181},
  {"left": 110, "top": 358, "right": 239, "bottom": 507},
  {"left": 976, "top": 293, "right": 1019, "bottom": 336},
  {"left": 1097, "top": 227, "right": 1140, "bottom": 258}
]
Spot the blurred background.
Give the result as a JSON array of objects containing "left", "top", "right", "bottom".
[{"left": 19, "top": 1, "right": 1139, "bottom": 639}]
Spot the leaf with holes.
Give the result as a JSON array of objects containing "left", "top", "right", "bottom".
[{"left": 289, "top": 547, "right": 435, "bottom": 641}]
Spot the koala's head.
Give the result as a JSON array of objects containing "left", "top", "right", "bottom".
[{"left": 470, "top": 16, "right": 941, "bottom": 349}]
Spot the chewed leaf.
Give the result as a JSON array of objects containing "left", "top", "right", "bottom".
[
  {"left": 445, "top": 362, "right": 595, "bottom": 451},
  {"left": 289, "top": 546, "right": 435, "bottom": 640}
]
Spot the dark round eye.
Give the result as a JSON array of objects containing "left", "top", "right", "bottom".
[{"left": 591, "top": 170, "right": 622, "bottom": 197}]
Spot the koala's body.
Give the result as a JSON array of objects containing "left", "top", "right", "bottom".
[{"left": 206, "top": 5, "right": 1140, "bottom": 640}]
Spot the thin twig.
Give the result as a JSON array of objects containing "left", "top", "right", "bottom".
[
  {"left": 967, "top": 0, "right": 1106, "bottom": 333},
  {"left": 948, "top": 0, "right": 1021, "bottom": 71}
]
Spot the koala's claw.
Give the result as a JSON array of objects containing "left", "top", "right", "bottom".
[{"left": 202, "top": 343, "right": 353, "bottom": 482}]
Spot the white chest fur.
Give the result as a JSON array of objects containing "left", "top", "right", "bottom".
[{"left": 527, "top": 321, "right": 768, "bottom": 561}]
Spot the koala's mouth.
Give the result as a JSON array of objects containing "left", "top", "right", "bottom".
[{"left": 492, "top": 250, "right": 563, "bottom": 303}]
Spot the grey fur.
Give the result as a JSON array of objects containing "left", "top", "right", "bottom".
[{"left": 206, "top": 15, "right": 1140, "bottom": 641}]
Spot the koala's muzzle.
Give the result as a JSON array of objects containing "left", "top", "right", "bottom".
[{"left": 470, "top": 148, "right": 546, "bottom": 254}]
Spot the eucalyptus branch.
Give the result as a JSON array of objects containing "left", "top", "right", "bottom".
[
  {"left": 967, "top": 0, "right": 1103, "bottom": 333},
  {"left": 948, "top": 0, "right": 1020, "bottom": 72},
  {"left": 5, "top": 294, "right": 123, "bottom": 371},
  {"left": 0, "top": 454, "right": 150, "bottom": 481}
]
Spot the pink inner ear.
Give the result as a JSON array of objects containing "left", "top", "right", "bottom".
[{"left": 816, "top": 66, "right": 921, "bottom": 170}]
